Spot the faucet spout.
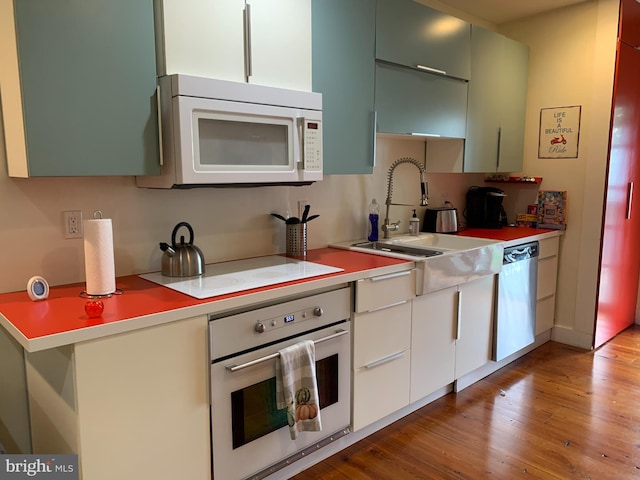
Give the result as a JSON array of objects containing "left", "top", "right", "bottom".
[{"left": 383, "top": 157, "right": 429, "bottom": 239}]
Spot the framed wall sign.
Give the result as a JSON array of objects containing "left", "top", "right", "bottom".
[{"left": 538, "top": 105, "right": 581, "bottom": 159}]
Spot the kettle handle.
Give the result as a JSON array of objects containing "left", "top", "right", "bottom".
[{"left": 171, "top": 222, "right": 194, "bottom": 247}]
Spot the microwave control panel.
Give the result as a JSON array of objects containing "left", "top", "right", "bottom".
[{"left": 301, "top": 119, "right": 322, "bottom": 172}]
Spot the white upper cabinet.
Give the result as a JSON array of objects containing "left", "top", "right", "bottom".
[{"left": 157, "top": 0, "right": 311, "bottom": 91}]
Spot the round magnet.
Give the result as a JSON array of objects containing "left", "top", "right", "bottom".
[{"left": 27, "top": 276, "right": 49, "bottom": 301}]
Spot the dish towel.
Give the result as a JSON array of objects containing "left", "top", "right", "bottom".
[{"left": 276, "top": 340, "right": 322, "bottom": 440}]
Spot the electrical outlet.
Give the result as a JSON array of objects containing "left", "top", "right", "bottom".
[
  {"left": 63, "top": 210, "right": 83, "bottom": 239},
  {"left": 298, "top": 200, "right": 309, "bottom": 219}
]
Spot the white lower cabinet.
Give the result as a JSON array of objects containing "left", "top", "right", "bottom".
[
  {"left": 536, "top": 236, "right": 560, "bottom": 334},
  {"left": 411, "top": 275, "right": 495, "bottom": 403},
  {"left": 25, "top": 315, "right": 211, "bottom": 480},
  {"left": 352, "top": 269, "right": 415, "bottom": 431},
  {"left": 410, "top": 286, "right": 456, "bottom": 402}
]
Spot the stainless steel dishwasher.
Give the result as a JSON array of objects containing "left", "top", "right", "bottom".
[{"left": 493, "top": 241, "right": 539, "bottom": 361}]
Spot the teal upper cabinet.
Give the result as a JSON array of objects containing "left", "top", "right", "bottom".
[
  {"left": 373, "top": 0, "right": 470, "bottom": 139},
  {"left": 376, "top": 0, "right": 471, "bottom": 80},
  {"left": 464, "top": 26, "right": 529, "bottom": 173},
  {"left": 312, "top": 0, "right": 375, "bottom": 174},
  {"left": 158, "top": 0, "right": 311, "bottom": 91},
  {"left": 1, "top": 0, "right": 159, "bottom": 177},
  {"left": 375, "top": 62, "right": 467, "bottom": 138}
]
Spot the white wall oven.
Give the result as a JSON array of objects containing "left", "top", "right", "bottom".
[
  {"left": 136, "top": 74, "right": 322, "bottom": 189},
  {"left": 208, "top": 286, "right": 351, "bottom": 480}
]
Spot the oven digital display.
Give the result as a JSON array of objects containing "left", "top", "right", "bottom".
[{"left": 284, "top": 314, "right": 295, "bottom": 323}]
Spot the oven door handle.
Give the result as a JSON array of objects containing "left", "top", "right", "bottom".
[{"left": 225, "top": 329, "right": 349, "bottom": 372}]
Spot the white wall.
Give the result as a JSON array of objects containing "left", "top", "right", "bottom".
[{"left": 500, "top": 0, "right": 619, "bottom": 348}]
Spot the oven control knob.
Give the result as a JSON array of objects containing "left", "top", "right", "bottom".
[
  {"left": 313, "top": 307, "right": 323, "bottom": 317},
  {"left": 254, "top": 322, "right": 266, "bottom": 334}
]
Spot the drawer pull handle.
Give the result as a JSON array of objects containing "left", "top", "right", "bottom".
[
  {"left": 370, "top": 270, "right": 412, "bottom": 282},
  {"left": 367, "top": 300, "right": 407, "bottom": 313},
  {"left": 364, "top": 351, "right": 405, "bottom": 370}
]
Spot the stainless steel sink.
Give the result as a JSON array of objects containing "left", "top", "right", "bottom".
[{"left": 351, "top": 241, "right": 444, "bottom": 258}]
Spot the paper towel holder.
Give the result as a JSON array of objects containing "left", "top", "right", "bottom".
[
  {"left": 79, "top": 288, "right": 123, "bottom": 299},
  {"left": 80, "top": 209, "right": 124, "bottom": 298}
]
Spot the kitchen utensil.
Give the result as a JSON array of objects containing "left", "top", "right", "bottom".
[
  {"left": 285, "top": 217, "right": 301, "bottom": 224},
  {"left": 271, "top": 213, "right": 288, "bottom": 222},
  {"left": 159, "top": 222, "right": 205, "bottom": 277},
  {"left": 301, "top": 204, "right": 311, "bottom": 223},
  {"left": 305, "top": 214, "right": 320, "bottom": 222}
]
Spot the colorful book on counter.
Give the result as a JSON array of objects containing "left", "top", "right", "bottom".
[{"left": 537, "top": 190, "right": 567, "bottom": 230}]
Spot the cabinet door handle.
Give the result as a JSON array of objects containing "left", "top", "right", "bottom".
[
  {"left": 372, "top": 111, "right": 377, "bottom": 168},
  {"left": 243, "top": 3, "right": 253, "bottom": 81},
  {"left": 455, "top": 290, "right": 462, "bottom": 340},
  {"left": 416, "top": 64, "right": 447, "bottom": 76},
  {"left": 363, "top": 351, "right": 405, "bottom": 370},
  {"left": 627, "top": 182, "right": 634, "bottom": 219},
  {"left": 156, "top": 85, "right": 164, "bottom": 166},
  {"left": 410, "top": 132, "right": 441, "bottom": 138},
  {"left": 369, "top": 270, "right": 412, "bottom": 282},
  {"left": 496, "top": 126, "right": 502, "bottom": 170}
]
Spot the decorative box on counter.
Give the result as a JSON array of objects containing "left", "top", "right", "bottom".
[{"left": 537, "top": 190, "right": 567, "bottom": 230}]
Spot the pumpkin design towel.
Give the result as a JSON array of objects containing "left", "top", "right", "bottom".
[{"left": 275, "top": 340, "right": 322, "bottom": 440}]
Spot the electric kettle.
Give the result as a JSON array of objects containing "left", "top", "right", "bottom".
[
  {"left": 422, "top": 206, "right": 459, "bottom": 234},
  {"left": 159, "top": 222, "right": 205, "bottom": 277}
]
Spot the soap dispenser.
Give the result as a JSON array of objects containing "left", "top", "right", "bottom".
[
  {"left": 367, "top": 199, "right": 380, "bottom": 241},
  {"left": 409, "top": 209, "right": 420, "bottom": 235}
]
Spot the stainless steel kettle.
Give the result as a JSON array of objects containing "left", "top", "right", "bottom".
[
  {"left": 159, "top": 222, "right": 205, "bottom": 277},
  {"left": 422, "top": 206, "right": 459, "bottom": 234}
]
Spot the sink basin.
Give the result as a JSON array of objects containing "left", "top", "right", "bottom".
[
  {"left": 344, "top": 234, "right": 504, "bottom": 295},
  {"left": 350, "top": 241, "right": 444, "bottom": 258},
  {"left": 387, "top": 233, "right": 499, "bottom": 251}
]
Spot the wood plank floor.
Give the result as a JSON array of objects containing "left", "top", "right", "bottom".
[{"left": 293, "top": 325, "right": 640, "bottom": 479}]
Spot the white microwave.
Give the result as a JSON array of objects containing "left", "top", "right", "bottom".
[{"left": 136, "top": 75, "right": 322, "bottom": 188}]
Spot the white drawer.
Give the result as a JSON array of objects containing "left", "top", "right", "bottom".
[
  {"left": 536, "top": 295, "right": 555, "bottom": 334},
  {"left": 537, "top": 255, "right": 558, "bottom": 300},
  {"left": 353, "top": 301, "right": 412, "bottom": 368},
  {"left": 538, "top": 236, "right": 559, "bottom": 259},
  {"left": 352, "top": 350, "right": 410, "bottom": 431},
  {"left": 355, "top": 269, "right": 415, "bottom": 313}
]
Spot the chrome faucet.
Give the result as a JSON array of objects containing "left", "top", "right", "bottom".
[{"left": 382, "top": 157, "right": 429, "bottom": 239}]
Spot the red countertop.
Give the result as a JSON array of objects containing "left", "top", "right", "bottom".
[
  {"left": 459, "top": 227, "right": 559, "bottom": 242},
  {"left": 0, "top": 248, "right": 411, "bottom": 351}
]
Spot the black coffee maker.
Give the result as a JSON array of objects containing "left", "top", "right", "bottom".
[{"left": 464, "top": 186, "right": 508, "bottom": 228}]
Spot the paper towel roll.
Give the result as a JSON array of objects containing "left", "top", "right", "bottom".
[{"left": 83, "top": 218, "right": 116, "bottom": 295}]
